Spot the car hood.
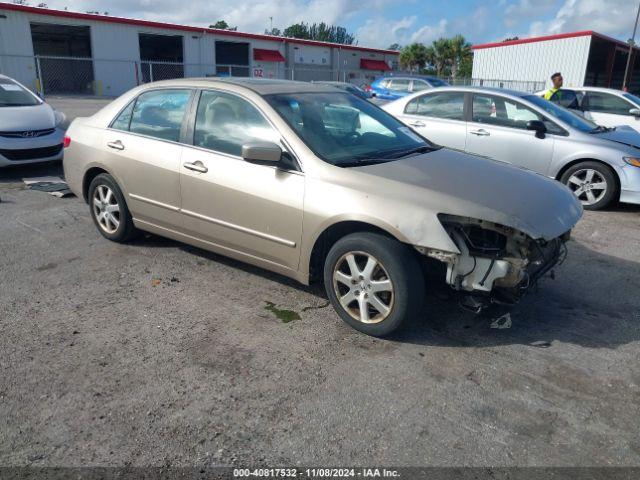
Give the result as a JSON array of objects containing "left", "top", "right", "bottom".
[
  {"left": 0, "top": 103, "right": 56, "bottom": 131},
  {"left": 592, "top": 125, "right": 640, "bottom": 149},
  {"left": 358, "top": 148, "right": 583, "bottom": 241}
]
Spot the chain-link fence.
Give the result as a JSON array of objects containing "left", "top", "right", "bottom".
[{"left": 0, "top": 53, "right": 546, "bottom": 98}]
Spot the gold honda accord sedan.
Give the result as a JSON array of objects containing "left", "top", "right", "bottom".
[{"left": 63, "top": 78, "right": 582, "bottom": 336}]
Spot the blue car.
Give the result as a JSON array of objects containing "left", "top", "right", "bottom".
[{"left": 369, "top": 76, "right": 449, "bottom": 100}]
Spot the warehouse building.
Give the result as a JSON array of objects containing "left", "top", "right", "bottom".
[
  {"left": 0, "top": 3, "right": 398, "bottom": 96},
  {"left": 472, "top": 30, "right": 640, "bottom": 93}
]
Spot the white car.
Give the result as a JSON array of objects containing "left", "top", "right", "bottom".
[
  {"left": 538, "top": 86, "right": 640, "bottom": 133},
  {"left": 0, "top": 74, "right": 66, "bottom": 167}
]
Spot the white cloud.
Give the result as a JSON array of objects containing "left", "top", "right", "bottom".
[{"left": 527, "top": 0, "right": 639, "bottom": 38}]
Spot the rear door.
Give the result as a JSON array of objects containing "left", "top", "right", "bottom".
[
  {"left": 465, "top": 93, "right": 555, "bottom": 174},
  {"left": 582, "top": 91, "right": 640, "bottom": 131},
  {"left": 104, "top": 88, "right": 193, "bottom": 230},
  {"left": 397, "top": 91, "right": 467, "bottom": 151},
  {"left": 179, "top": 89, "right": 304, "bottom": 271}
]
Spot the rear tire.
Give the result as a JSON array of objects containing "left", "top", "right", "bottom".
[
  {"left": 323, "top": 232, "right": 425, "bottom": 337},
  {"left": 88, "top": 173, "right": 138, "bottom": 242},
  {"left": 560, "top": 161, "right": 617, "bottom": 210}
]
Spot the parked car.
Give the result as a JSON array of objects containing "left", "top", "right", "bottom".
[
  {"left": 312, "top": 81, "right": 373, "bottom": 100},
  {"left": 63, "top": 78, "right": 581, "bottom": 336},
  {"left": 539, "top": 86, "right": 640, "bottom": 133},
  {"left": 0, "top": 74, "right": 66, "bottom": 167},
  {"left": 383, "top": 86, "right": 640, "bottom": 210},
  {"left": 369, "top": 76, "right": 449, "bottom": 100}
]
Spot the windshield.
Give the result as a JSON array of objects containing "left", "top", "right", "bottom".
[
  {"left": 523, "top": 95, "right": 597, "bottom": 133},
  {"left": 0, "top": 78, "right": 41, "bottom": 107},
  {"left": 623, "top": 92, "right": 640, "bottom": 106},
  {"left": 427, "top": 78, "right": 448, "bottom": 87},
  {"left": 265, "top": 92, "right": 435, "bottom": 166}
]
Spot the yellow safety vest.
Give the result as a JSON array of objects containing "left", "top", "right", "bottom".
[{"left": 544, "top": 88, "right": 560, "bottom": 100}]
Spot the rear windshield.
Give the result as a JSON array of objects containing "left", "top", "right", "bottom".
[{"left": 0, "top": 78, "right": 41, "bottom": 107}]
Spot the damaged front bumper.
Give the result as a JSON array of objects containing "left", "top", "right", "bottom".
[{"left": 417, "top": 215, "right": 570, "bottom": 310}]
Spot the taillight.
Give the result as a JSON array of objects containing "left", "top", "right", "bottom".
[{"left": 63, "top": 136, "right": 71, "bottom": 148}]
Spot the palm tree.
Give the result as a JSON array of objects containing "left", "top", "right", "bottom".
[
  {"left": 448, "top": 35, "right": 472, "bottom": 78},
  {"left": 425, "top": 38, "right": 451, "bottom": 77},
  {"left": 399, "top": 43, "right": 428, "bottom": 72}
]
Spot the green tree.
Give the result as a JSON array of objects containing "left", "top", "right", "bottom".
[
  {"left": 388, "top": 43, "right": 402, "bottom": 51},
  {"left": 448, "top": 34, "right": 472, "bottom": 78},
  {"left": 265, "top": 27, "right": 282, "bottom": 36},
  {"left": 425, "top": 38, "right": 451, "bottom": 77},
  {"left": 399, "top": 43, "right": 428, "bottom": 71},
  {"left": 283, "top": 22, "right": 356, "bottom": 45},
  {"left": 210, "top": 20, "right": 236, "bottom": 31}
]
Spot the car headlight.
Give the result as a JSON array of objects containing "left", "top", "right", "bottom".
[
  {"left": 623, "top": 156, "right": 640, "bottom": 167},
  {"left": 54, "top": 110, "right": 66, "bottom": 128}
]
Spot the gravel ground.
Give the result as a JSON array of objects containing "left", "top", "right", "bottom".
[{"left": 1, "top": 97, "right": 639, "bottom": 468}]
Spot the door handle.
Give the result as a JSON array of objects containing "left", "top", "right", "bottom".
[
  {"left": 469, "top": 129, "right": 490, "bottom": 136},
  {"left": 409, "top": 121, "right": 426, "bottom": 127},
  {"left": 107, "top": 140, "right": 125, "bottom": 150},
  {"left": 183, "top": 161, "right": 208, "bottom": 173}
]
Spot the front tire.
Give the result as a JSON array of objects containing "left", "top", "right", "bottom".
[
  {"left": 560, "top": 161, "right": 617, "bottom": 210},
  {"left": 323, "top": 232, "right": 425, "bottom": 337},
  {"left": 88, "top": 173, "right": 137, "bottom": 242}
]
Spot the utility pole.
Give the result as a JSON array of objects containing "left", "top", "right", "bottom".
[{"left": 623, "top": 1, "right": 640, "bottom": 91}]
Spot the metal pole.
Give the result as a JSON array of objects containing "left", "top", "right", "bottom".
[
  {"left": 623, "top": 1, "right": 640, "bottom": 91},
  {"left": 36, "top": 56, "right": 44, "bottom": 97}
]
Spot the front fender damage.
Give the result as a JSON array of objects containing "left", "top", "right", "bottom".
[{"left": 415, "top": 214, "right": 570, "bottom": 311}]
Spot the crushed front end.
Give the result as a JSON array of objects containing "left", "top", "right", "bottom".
[{"left": 417, "top": 214, "right": 570, "bottom": 311}]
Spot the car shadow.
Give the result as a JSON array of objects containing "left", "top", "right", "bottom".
[
  {"left": 132, "top": 232, "right": 639, "bottom": 350},
  {"left": 0, "top": 161, "right": 63, "bottom": 184}
]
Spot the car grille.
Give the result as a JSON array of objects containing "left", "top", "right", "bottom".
[
  {"left": 0, "top": 144, "right": 63, "bottom": 161},
  {"left": 0, "top": 128, "right": 56, "bottom": 139}
]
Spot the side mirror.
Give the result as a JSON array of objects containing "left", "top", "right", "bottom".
[
  {"left": 526, "top": 120, "right": 547, "bottom": 139},
  {"left": 241, "top": 141, "right": 282, "bottom": 164},
  {"left": 630, "top": 108, "right": 640, "bottom": 117}
]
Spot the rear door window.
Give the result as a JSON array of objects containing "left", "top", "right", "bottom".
[
  {"left": 405, "top": 92, "right": 465, "bottom": 120},
  {"left": 388, "top": 79, "right": 411, "bottom": 92},
  {"left": 126, "top": 89, "right": 192, "bottom": 142}
]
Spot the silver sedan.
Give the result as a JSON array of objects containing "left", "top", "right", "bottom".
[{"left": 383, "top": 86, "right": 640, "bottom": 210}]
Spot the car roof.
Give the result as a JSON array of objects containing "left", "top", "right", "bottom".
[
  {"left": 573, "top": 86, "right": 628, "bottom": 94},
  {"left": 377, "top": 75, "right": 441, "bottom": 81},
  {"left": 403, "top": 85, "right": 529, "bottom": 97},
  {"left": 137, "top": 77, "right": 340, "bottom": 95}
]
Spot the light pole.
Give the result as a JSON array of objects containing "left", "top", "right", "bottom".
[{"left": 623, "top": 1, "right": 640, "bottom": 91}]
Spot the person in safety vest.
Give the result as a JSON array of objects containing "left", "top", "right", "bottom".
[{"left": 543, "top": 72, "right": 563, "bottom": 101}]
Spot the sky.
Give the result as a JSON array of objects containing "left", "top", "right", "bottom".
[{"left": 39, "top": 0, "right": 640, "bottom": 49}]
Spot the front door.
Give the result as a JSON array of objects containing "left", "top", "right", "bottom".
[
  {"left": 465, "top": 93, "right": 555, "bottom": 175},
  {"left": 397, "top": 90, "right": 467, "bottom": 151},
  {"left": 179, "top": 89, "right": 304, "bottom": 271},
  {"left": 583, "top": 91, "right": 640, "bottom": 132}
]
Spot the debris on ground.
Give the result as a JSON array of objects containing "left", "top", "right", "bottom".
[
  {"left": 23, "top": 177, "right": 74, "bottom": 198},
  {"left": 490, "top": 313, "right": 512, "bottom": 329},
  {"left": 264, "top": 301, "right": 301, "bottom": 323}
]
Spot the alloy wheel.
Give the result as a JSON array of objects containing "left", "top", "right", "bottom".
[
  {"left": 92, "top": 185, "right": 121, "bottom": 234},
  {"left": 332, "top": 251, "right": 394, "bottom": 324},
  {"left": 566, "top": 168, "right": 608, "bottom": 206}
]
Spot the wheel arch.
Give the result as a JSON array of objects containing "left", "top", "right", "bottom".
[
  {"left": 305, "top": 219, "right": 412, "bottom": 284},
  {"left": 555, "top": 158, "right": 621, "bottom": 200}
]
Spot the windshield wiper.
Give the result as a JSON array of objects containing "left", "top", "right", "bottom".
[
  {"left": 337, "top": 158, "right": 393, "bottom": 168},
  {"left": 589, "top": 125, "right": 614, "bottom": 134},
  {"left": 382, "top": 145, "right": 438, "bottom": 159}
]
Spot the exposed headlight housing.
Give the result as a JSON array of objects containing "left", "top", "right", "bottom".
[{"left": 623, "top": 156, "right": 640, "bottom": 168}]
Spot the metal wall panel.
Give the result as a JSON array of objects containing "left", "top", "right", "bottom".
[{"left": 472, "top": 35, "right": 592, "bottom": 91}]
